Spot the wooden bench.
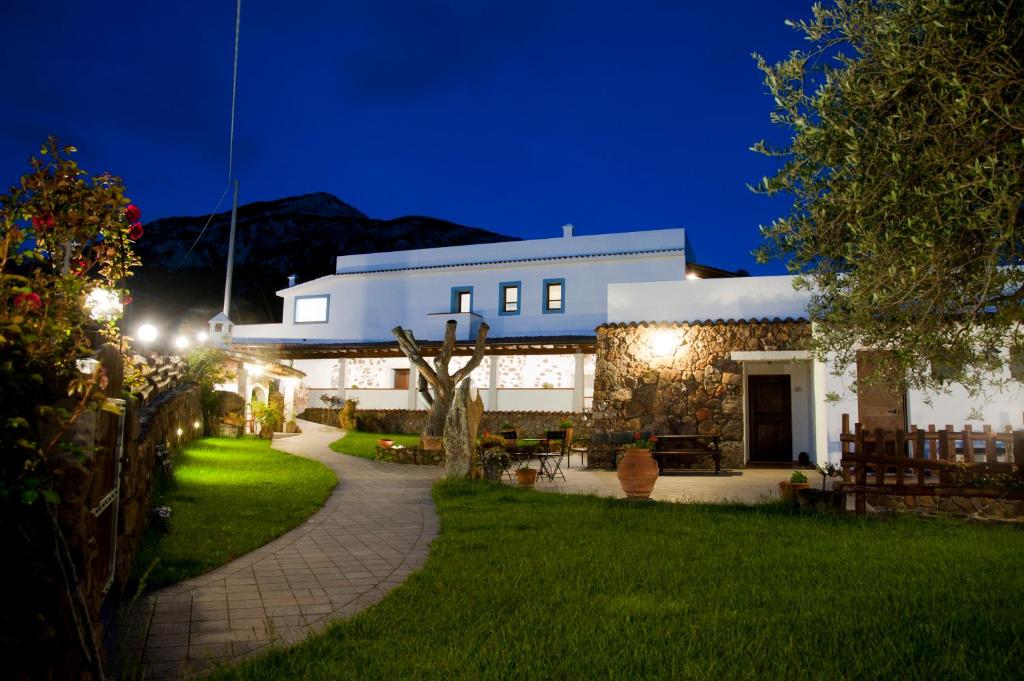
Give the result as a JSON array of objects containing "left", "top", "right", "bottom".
[{"left": 652, "top": 435, "right": 722, "bottom": 474}]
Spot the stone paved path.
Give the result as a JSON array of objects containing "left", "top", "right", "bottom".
[{"left": 117, "top": 419, "right": 441, "bottom": 679}]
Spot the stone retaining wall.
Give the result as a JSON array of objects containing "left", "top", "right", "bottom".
[
  {"left": 300, "top": 407, "right": 590, "bottom": 439},
  {"left": 860, "top": 491, "right": 1024, "bottom": 521},
  {"left": 590, "top": 320, "right": 810, "bottom": 469}
]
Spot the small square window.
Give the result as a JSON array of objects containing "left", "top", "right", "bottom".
[
  {"left": 499, "top": 281, "right": 521, "bottom": 315},
  {"left": 294, "top": 295, "right": 329, "bottom": 323},
  {"left": 543, "top": 279, "right": 564, "bottom": 314}
]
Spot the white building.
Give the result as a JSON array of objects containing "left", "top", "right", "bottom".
[
  {"left": 225, "top": 225, "right": 703, "bottom": 415},
  {"left": 603, "top": 276, "right": 1024, "bottom": 466}
]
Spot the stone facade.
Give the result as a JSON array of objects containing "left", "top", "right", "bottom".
[
  {"left": 590, "top": 320, "right": 810, "bottom": 468},
  {"left": 300, "top": 407, "right": 590, "bottom": 440},
  {"left": 858, "top": 490, "right": 1024, "bottom": 521}
]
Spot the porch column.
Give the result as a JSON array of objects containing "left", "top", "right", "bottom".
[
  {"left": 407, "top": 358, "right": 418, "bottom": 409},
  {"left": 572, "top": 351, "right": 585, "bottom": 413},
  {"left": 283, "top": 380, "right": 295, "bottom": 422},
  {"left": 236, "top": 364, "right": 248, "bottom": 400},
  {"left": 489, "top": 355, "right": 499, "bottom": 411},
  {"left": 335, "top": 358, "right": 347, "bottom": 402}
]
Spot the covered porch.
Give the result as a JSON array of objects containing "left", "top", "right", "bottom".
[{"left": 233, "top": 336, "right": 597, "bottom": 415}]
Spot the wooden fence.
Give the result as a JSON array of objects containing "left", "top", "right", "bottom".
[
  {"left": 838, "top": 414, "right": 1024, "bottom": 514},
  {"left": 129, "top": 354, "right": 187, "bottom": 404}
]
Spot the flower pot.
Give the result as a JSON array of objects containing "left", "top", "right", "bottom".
[
  {"left": 515, "top": 468, "right": 538, "bottom": 487},
  {"left": 483, "top": 461, "right": 505, "bottom": 481},
  {"left": 420, "top": 435, "right": 443, "bottom": 451},
  {"left": 778, "top": 481, "right": 810, "bottom": 502},
  {"left": 377, "top": 439, "right": 395, "bottom": 449},
  {"left": 616, "top": 447, "right": 659, "bottom": 499}
]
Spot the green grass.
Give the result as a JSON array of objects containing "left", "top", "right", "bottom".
[
  {"left": 329, "top": 431, "right": 420, "bottom": 459},
  {"left": 209, "top": 481, "right": 1024, "bottom": 680},
  {"left": 134, "top": 438, "right": 336, "bottom": 590}
]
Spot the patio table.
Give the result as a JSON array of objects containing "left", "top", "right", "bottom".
[{"left": 534, "top": 450, "right": 566, "bottom": 482}]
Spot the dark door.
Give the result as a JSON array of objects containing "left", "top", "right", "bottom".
[
  {"left": 393, "top": 368, "right": 410, "bottom": 390},
  {"left": 748, "top": 375, "right": 793, "bottom": 462}
]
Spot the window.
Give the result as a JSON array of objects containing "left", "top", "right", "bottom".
[
  {"left": 294, "top": 294, "right": 329, "bottom": 323},
  {"left": 543, "top": 278, "right": 565, "bottom": 314},
  {"left": 499, "top": 281, "right": 521, "bottom": 316},
  {"left": 393, "top": 368, "right": 410, "bottom": 390},
  {"left": 450, "top": 286, "right": 473, "bottom": 313}
]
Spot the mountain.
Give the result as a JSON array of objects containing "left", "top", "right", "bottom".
[{"left": 128, "top": 193, "right": 517, "bottom": 329}]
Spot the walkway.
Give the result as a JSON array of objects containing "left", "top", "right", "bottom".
[{"left": 118, "top": 419, "right": 441, "bottom": 679}]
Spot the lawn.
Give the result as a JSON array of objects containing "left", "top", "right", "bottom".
[
  {"left": 209, "top": 481, "right": 1024, "bottom": 681},
  {"left": 134, "top": 437, "right": 336, "bottom": 590},
  {"left": 329, "top": 430, "right": 420, "bottom": 459}
]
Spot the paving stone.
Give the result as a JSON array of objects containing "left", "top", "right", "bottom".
[{"left": 127, "top": 419, "right": 440, "bottom": 678}]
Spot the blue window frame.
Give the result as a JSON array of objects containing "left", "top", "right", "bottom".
[
  {"left": 293, "top": 294, "right": 330, "bottom": 324},
  {"left": 498, "top": 280, "right": 521, "bottom": 316},
  {"left": 450, "top": 286, "right": 473, "bottom": 313},
  {"left": 542, "top": 278, "right": 565, "bottom": 314}
]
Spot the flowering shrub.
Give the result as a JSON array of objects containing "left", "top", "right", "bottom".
[{"left": 0, "top": 138, "right": 140, "bottom": 507}]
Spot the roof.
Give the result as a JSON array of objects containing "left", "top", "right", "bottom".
[
  {"left": 280, "top": 247, "right": 685, "bottom": 295},
  {"left": 231, "top": 334, "right": 598, "bottom": 360},
  {"left": 598, "top": 318, "right": 808, "bottom": 329}
]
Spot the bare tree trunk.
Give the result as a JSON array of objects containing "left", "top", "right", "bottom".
[
  {"left": 443, "top": 378, "right": 485, "bottom": 478},
  {"left": 392, "top": 320, "right": 489, "bottom": 438}
]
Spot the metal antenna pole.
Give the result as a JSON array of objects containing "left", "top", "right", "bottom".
[{"left": 222, "top": 0, "right": 242, "bottom": 318}]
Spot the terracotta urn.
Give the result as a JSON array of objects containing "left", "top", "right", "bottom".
[
  {"left": 616, "top": 447, "right": 659, "bottom": 499},
  {"left": 515, "top": 468, "right": 539, "bottom": 488}
]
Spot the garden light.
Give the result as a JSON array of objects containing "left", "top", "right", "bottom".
[
  {"left": 84, "top": 288, "right": 123, "bottom": 321},
  {"left": 174, "top": 335, "right": 190, "bottom": 350},
  {"left": 137, "top": 324, "right": 158, "bottom": 342},
  {"left": 197, "top": 331, "right": 208, "bottom": 342},
  {"left": 193, "top": 420, "right": 202, "bottom": 430},
  {"left": 176, "top": 427, "right": 183, "bottom": 437}
]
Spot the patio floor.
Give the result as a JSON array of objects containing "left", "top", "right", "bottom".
[{"left": 516, "top": 459, "right": 798, "bottom": 503}]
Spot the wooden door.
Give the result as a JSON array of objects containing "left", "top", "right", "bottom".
[
  {"left": 747, "top": 375, "right": 793, "bottom": 462},
  {"left": 393, "top": 368, "right": 410, "bottom": 390},
  {"left": 856, "top": 351, "right": 906, "bottom": 432}
]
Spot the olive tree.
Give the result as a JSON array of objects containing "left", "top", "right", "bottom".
[{"left": 752, "top": 0, "right": 1023, "bottom": 395}]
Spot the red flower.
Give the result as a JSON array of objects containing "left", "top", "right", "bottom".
[
  {"left": 32, "top": 215, "right": 55, "bottom": 231},
  {"left": 73, "top": 258, "right": 89, "bottom": 276},
  {"left": 124, "top": 204, "right": 141, "bottom": 223},
  {"left": 128, "top": 222, "right": 144, "bottom": 240},
  {"left": 13, "top": 292, "right": 42, "bottom": 311},
  {"left": 121, "top": 295, "right": 133, "bottom": 306}
]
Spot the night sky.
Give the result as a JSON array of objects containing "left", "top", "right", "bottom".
[{"left": 0, "top": 1, "right": 813, "bottom": 273}]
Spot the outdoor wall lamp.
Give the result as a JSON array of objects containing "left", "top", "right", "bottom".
[
  {"left": 136, "top": 323, "right": 158, "bottom": 343},
  {"left": 648, "top": 329, "right": 682, "bottom": 358},
  {"left": 84, "top": 287, "right": 123, "bottom": 321}
]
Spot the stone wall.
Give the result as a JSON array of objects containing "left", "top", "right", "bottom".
[
  {"left": 299, "top": 407, "right": 590, "bottom": 439},
  {"left": 590, "top": 320, "right": 810, "bottom": 468},
  {"left": 857, "top": 490, "right": 1024, "bottom": 521}
]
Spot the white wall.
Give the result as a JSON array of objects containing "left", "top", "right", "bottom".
[
  {"left": 234, "top": 252, "right": 685, "bottom": 344},
  {"left": 608, "top": 276, "right": 809, "bottom": 324},
  {"left": 822, "top": 357, "right": 1024, "bottom": 462}
]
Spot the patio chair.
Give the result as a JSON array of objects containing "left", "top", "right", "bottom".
[
  {"left": 610, "top": 431, "right": 635, "bottom": 467},
  {"left": 588, "top": 431, "right": 610, "bottom": 468},
  {"left": 537, "top": 430, "right": 568, "bottom": 481},
  {"left": 568, "top": 437, "right": 588, "bottom": 468}
]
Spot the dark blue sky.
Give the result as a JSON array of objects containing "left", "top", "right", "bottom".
[{"left": 0, "top": 1, "right": 812, "bottom": 273}]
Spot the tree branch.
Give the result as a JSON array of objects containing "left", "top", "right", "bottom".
[
  {"left": 417, "top": 373, "right": 433, "bottom": 406},
  {"left": 391, "top": 326, "right": 439, "bottom": 387},
  {"left": 452, "top": 321, "right": 490, "bottom": 384}
]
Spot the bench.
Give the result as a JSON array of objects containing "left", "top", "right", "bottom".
[{"left": 652, "top": 435, "right": 722, "bottom": 474}]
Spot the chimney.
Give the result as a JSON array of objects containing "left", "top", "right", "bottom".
[
  {"left": 562, "top": 224, "right": 574, "bottom": 238},
  {"left": 287, "top": 274, "right": 297, "bottom": 287}
]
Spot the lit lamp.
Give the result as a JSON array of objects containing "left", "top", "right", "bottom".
[
  {"left": 649, "top": 329, "right": 681, "bottom": 358},
  {"left": 137, "top": 324, "right": 158, "bottom": 343},
  {"left": 685, "top": 272, "right": 701, "bottom": 280},
  {"left": 174, "top": 335, "right": 190, "bottom": 350},
  {"left": 84, "top": 288, "right": 123, "bottom": 321},
  {"left": 196, "top": 331, "right": 208, "bottom": 343}
]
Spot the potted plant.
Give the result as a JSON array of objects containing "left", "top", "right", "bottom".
[
  {"left": 480, "top": 450, "right": 511, "bottom": 482},
  {"left": 616, "top": 436, "right": 659, "bottom": 500},
  {"left": 250, "top": 401, "right": 280, "bottom": 439},
  {"left": 797, "top": 462, "right": 846, "bottom": 510},
  {"left": 515, "top": 460, "right": 539, "bottom": 487},
  {"left": 779, "top": 470, "right": 810, "bottom": 502}
]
